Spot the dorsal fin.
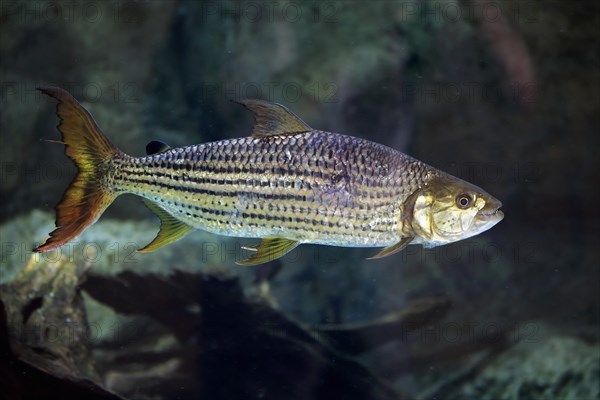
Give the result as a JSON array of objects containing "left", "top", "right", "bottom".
[
  {"left": 233, "top": 99, "right": 311, "bottom": 137},
  {"left": 146, "top": 140, "right": 171, "bottom": 155}
]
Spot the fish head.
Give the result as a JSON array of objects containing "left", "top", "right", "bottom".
[{"left": 410, "top": 175, "right": 504, "bottom": 246}]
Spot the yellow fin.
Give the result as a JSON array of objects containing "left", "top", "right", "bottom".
[
  {"left": 233, "top": 99, "right": 311, "bottom": 137},
  {"left": 237, "top": 238, "right": 300, "bottom": 266},
  {"left": 367, "top": 236, "right": 414, "bottom": 260},
  {"left": 138, "top": 199, "right": 193, "bottom": 252},
  {"left": 34, "top": 86, "right": 120, "bottom": 252}
]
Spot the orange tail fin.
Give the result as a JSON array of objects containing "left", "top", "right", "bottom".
[{"left": 34, "top": 87, "right": 120, "bottom": 252}]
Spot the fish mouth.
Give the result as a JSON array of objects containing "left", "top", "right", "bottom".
[{"left": 478, "top": 198, "right": 504, "bottom": 222}]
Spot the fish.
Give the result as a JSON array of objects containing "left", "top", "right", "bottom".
[{"left": 34, "top": 86, "right": 504, "bottom": 265}]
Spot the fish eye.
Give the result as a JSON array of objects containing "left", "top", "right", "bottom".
[{"left": 456, "top": 193, "right": 473, "bottom": 209}]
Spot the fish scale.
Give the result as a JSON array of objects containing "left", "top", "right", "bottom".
[
  {"left": 109, "top": 131, "right": 436, "bottom": 247},
  {"left": 34, "top": 87, "right": 503, "bottom": 265}
]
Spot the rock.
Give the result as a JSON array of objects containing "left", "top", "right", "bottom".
[
  {"left": 447, "top": 332, "right": 600, "bottom": 400},
  {"left": 0, "top": 209, "right": 250, "bottom": 282},
  {"left": 0, "top": 244, "right": 122, "bottom": 399},
  {"left": 83, "top": 270, "right": 404, "bottom": 400}
]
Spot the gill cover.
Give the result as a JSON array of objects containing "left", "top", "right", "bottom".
[{"left": 410, "top": 176, "right": 490, "bottom": 245}]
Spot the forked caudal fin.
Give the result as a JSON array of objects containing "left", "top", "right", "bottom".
[{"left": 34, "top": 87, "right": 121, "bottom": 252}]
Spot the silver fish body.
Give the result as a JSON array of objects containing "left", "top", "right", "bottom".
[
  {"left": 34, "top": 88, "right": 503, "bottom": 265},
  {"left": 109, "top": 130, "right": 439, "bottom": 248}
]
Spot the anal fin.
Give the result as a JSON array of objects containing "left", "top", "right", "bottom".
[
  {"left": 138, "top": 199, "right": 193, "bottom": 252},
  {"left": 237, "top": 238, "right": 300, "bottom": 266},
  {"left": 368, "top": 236, "right": 414, "bottom": 260}
]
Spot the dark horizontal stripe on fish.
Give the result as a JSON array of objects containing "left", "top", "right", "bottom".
[
  {"left": 121, "top": 168, "right": 314, "bottom": 190},
  {"left": 117, "top": 169, "right": 399, "bottom": 209},
  {"left": 124, "top": 162, "right": 337, "bottom": 186},
  {"left": 125, "top": 149, "right": 392, "bottom": 190},
  {"left": 119, "top": 176, "right": 392, "bottom": 229},
  {"left": 174, "top": 203, "right": 342, "bottom": 235},
  {"left": 144, "top": 163, "right": 390, "bottom": 190},
  {"left": 121, "top": 176, "right": 310, "bottom": 203},
  {"left": 144, "top": 195, "right": 333, "bottom": 236},
  {"left": 146, "top": 195, "right": 385, "bottom": 239},
  {"left": 154, "top": 197, "right": 391, "bottom": 234},
  {"left": 137, "top": 180, "right": 366, "bottom": 227}
]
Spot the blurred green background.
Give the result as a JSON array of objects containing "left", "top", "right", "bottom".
[{"left": 1, "top": 1, "right": 598, "bottom": 399}]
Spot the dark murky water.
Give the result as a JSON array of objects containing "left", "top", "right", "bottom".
[{"left": 1, "top": 1, "right": 598, "bottom": 399}]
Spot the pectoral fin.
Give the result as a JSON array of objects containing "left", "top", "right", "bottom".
[
  {"left": 233, "top": 99, "right": 311, "bottom": 137},
  {"left": 368, "top": 236, "right": 414, "bottom": 260},
  {"left": 237, "top": 238, "right": 300, "bottom": 266},
  {"left": 138, "top": 199, "right": 193, "bottom": 252}
]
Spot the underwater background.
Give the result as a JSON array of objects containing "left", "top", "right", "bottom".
[{"left": 0, "top": 1, "right": 598, "bottom": 399}]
